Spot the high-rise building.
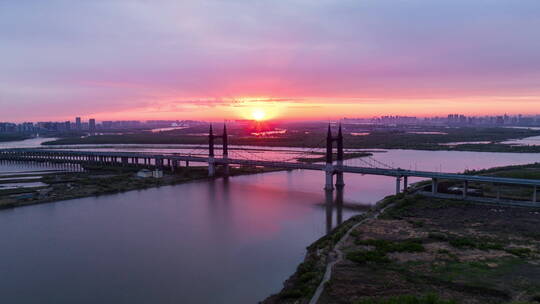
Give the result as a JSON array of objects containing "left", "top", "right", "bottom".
[
  {"left": 89, "top": 119, "right": 96, "bottom": 132},
  {"left": 76, "top": 117, "right": 82, "bottom": 130}
]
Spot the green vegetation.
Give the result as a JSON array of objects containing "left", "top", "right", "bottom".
[
  {"left": 309, "top": 214, "right": 366, "bottom": 251},
  {"left": 379, "top": 194, "right": 461, "bottom": 220},
  {"left": 355, "top": 294, "right": 456, "bottom": 304},
  {"left": 265, "top": 214, "right": 367, "bottom": 303},
  {"left": 505, "top": 247, "right": 532, "bottom": 257},
  {"left": 443, "top": 235, "right": 504, "bottom": 251},
  {"left": 355, "top": 239, "right": 425, "bottom": 254},
  {"left": 317, "top": 194, "right": 540, "bottom": 302},
  {"left": 465, "top": 163, "right": 540, "bottom": 179},
  {"left": 42, "top": 126, "right": 540, "bottom": 153},
  {"left": 43, "top": 133, "right": 208, "bottom": 146},
  {"left": 447, "top": 237, "right": 477, "bottom": 249},
  {"left": 429, "top": 257, "right": 528, "bottom": 291},
  {"left": 435, "top": 162, "right": 540, "bottom": 202},
  {"left": 342, "top": 127, "right": 540, "bottom": 150},
  {"left": 0, "top": 178, "right": 44, "bottom": 184},
  {"left": 347, "top": 250, "right": 392, "bottom": 264},
  {"left": 0, "top": 134, "right": 32, "bottom": 142},
  {"left": 279, "top": 260, "right": 321, "bottom": 299},
  {"left": 269, "top": 162, "right": 540, "bottom": 304},
  {"left": 348, "top": 239, "right": 425, "bottom": 265},
  {"left": 427, "top": 232, "right": 507, "bottom": 251},
  {"left": 0, "top": 165, "right": 275, "bottom": 209}
]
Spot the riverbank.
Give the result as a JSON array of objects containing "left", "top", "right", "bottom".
[
  {"left": 265, "top": 195, "right": 540, "bottom": 304},
  {"left": 0, "top": 165, "right": 279, "bottom": 209},
  {"left": 0, "top": 134, "right": 32, "bottom": 142},
  {"left": 264, "top": 165, "right": 540, "bottom": 304}
]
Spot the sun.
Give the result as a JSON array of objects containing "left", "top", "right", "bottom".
[{"left": 251, "top": 109, "right": 267, "bottom": 121}]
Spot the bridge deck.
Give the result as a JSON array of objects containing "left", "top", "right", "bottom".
[{"left": 2, "top": 148, "right": 540, "bottom": 187}]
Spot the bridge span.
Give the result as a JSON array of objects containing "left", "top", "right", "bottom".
[{"left": 1, "top": 125, "right": 539, "bottom": 204}]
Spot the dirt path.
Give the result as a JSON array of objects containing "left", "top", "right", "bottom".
[{"left": 309, "top": 200, "right": 396, "bottom": 304}]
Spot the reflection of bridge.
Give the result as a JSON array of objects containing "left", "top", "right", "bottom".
[{"left": 1, "top": 125, "right": 540, "bottom": 203}]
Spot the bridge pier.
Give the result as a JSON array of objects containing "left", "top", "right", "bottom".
[
  {"left": 395, "top": 177, "right": 401, "bottom": 195},
  {"left": 155, "top": 157, "right": 164, "bottom": 169},
  {"left": 208, "top": 158, "right": 216, "bottom": 177},
  {"left": 325, "top": 189, "right": 334, "bottom": 235},
  {"left": 463, "top": 180, "right": 468, "bottom": 199},
  {"left": 534, "top": 186, "right": 537, "bottom": 204},
  {"left": 335, "top": 169, "right": 344, "bottom": 188},
  {"left": 432, "top": 178, "right": 438, "bottom": 194},
  {"left": 325, "top": 165, "right": 334, "bottom": 191},
  {"left": 335, "top": 186, "right": 343, "bottom": 226},
  {"left": 403, "top": 176, "right": 408, "bottom": 192},
  {"left": 223, "top": 158, "right": 229, "bottom": 176}
]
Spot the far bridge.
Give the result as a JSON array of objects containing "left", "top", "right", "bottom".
[{"left": 1, "top": 125, "right": 539, "bottom": 204}]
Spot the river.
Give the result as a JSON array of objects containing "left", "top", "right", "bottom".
[{"left": 1, "top": 140, "right": 540, "bottom": 303}]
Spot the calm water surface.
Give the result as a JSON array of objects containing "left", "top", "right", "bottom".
[
  {"left": 1, "top": 141, "right": 540, "bottom": 303},
  {"left": 0, "top": 137, "right": 56, "bottom": 149},
  {"left": 502, "top": 135, "right": 540, "bottom": 146},
  {"left": 0, "top": 171, "right": 356, "bottom": 304}
]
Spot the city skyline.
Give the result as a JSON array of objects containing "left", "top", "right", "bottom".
[
  {"left": 3, "top": 113, "right": 540, "bottom": 134},
  {"left": 2, "top": 1, "right": 540, "bottom": 121}
]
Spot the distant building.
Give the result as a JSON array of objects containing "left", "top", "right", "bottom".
[
  {"left": 136, "top": 169, "right": 163, "bottom": 178},
  {"left": 372, "top": 116, "right": 417, "bottom": 125},
  {"left": 153, "top": 169, "right": 163, "bottom": 178},
  {"left": 89, "top": 119, "right": 96, "bottom": 133},
  {"left": 75, "top": 117, "right": 82, "bottom": 130},
  {"left": 102, "top": 121, "right": 113, "bottom": 129},
  {"left": 136, "top": 169, "right": 153, "bottom": 178}
]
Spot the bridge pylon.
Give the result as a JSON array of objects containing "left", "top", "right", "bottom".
[
  {"left": 208, "top": 124, "right": 229, "bottom": 177},
  {"left": 222, "top": 124, "right": 229, "bottom": 176},
  {"left": 325, "top": 123, "right": 345, "bottom": 190},
  {"left": 335, "top": 124, "right": 345, "bottom": 188}
]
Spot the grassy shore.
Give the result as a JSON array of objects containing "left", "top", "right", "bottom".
[
  {"left": 265, "top": 194, "right": 540, "bottom": 304},
  {"left": 0, "top": 165, "right": 277, "bottom": 209},
  {"left": 264, "top": 164, "right": 540, "bottom": 304},
  {"left": 0, "top": 134, "right": 32, "bottom": 142}
]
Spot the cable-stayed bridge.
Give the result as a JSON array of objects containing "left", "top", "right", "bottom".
[{"left": 1, "top": 125, "right": 540, "bottom": 203}]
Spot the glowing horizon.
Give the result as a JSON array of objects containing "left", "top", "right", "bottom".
[
  {"left": 8, "top": 97, "right": 540, "bottom": 123},
  {"left": 44, "top": 96, "right": 540, "bottom": 123},
  {"left": 2, "top": 1, "right": 540, "bottom": 122}
]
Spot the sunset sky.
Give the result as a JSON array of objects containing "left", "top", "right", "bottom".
[{"left": 1, "top": 0, "right": 540, "bottom": 122}]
